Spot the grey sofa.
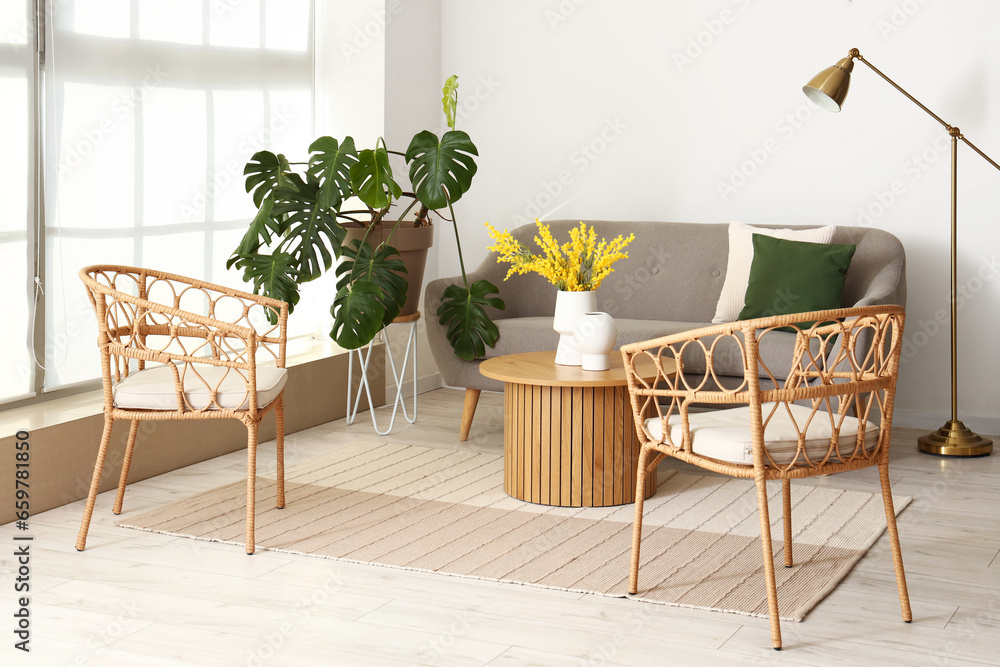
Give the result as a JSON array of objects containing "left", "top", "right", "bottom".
[{"left": 425, "top": 220, "right": 906, "bottom": 439}]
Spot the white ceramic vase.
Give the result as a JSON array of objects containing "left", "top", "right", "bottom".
[
  {"left": 552, "top": 290, "right": 597, "bottom": 366},
  {"left": 574, "top": 312, "right": 617, "bottom": 371}
]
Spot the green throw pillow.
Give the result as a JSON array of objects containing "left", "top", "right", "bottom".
[{"left": 738, "top": 234, "right": 856, "bottom": 331}]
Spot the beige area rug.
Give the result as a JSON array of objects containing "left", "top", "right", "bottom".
[{"left": 117, "top": 441, "right": 910, "bottom": 621}]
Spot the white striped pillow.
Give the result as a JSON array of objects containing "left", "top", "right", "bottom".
[{"left": 712, "top": 222, "right": 836, "bottom": 324}]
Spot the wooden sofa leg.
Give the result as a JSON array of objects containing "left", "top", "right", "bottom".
[{"left": 459, "top": 389, "right": 481, "bottom": 442}]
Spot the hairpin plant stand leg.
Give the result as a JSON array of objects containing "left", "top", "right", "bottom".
[{"left": 346, "top": 316, "right": 419, "bottom": 435}]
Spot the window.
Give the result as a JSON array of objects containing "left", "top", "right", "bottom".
[
  {"left": 0, "top": 0, "right": 33, "bottom": 403},
  {"left": 6, "top": 0, "right": 315, "bottom": 405}
]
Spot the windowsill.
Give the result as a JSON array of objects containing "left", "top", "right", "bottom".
[
  {"left": 0, "top": 391, "right": 106, "bottom": 437},
  {"left": 0, "top": 336, "right": 366, "bottom": 439}
]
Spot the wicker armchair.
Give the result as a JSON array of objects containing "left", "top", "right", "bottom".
[
  {"left": 76, "top": 265, "right": 289, "bottom": 555},
  {"left": 621, "top": 306, "right": 910, "bottom": 650}
]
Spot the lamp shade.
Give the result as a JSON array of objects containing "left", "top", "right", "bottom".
[{"left": 803, "top": 57, "right": 854, "bottom": 112}]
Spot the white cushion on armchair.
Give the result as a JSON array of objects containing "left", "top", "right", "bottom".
[
  {"left": 643, "top": 403, "right": 879, "bottom": 466},
  {"left": 114, "top": 363, "right": 287, "bottom": 411}
]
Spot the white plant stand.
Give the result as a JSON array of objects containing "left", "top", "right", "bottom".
[{"left": 346, "top": 312, "right": 419, "bottom": 435}]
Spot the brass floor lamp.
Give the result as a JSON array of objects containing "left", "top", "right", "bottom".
[{"left": 803, "top": 48, "right": 994, "bottom": 457}]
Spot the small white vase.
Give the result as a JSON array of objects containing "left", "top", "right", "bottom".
[
  {"left": 552, "top": 290, "right": 597, "bottom": 366},
  {"left": 574, "top": 312, "right": 617, "bottom": 371}
]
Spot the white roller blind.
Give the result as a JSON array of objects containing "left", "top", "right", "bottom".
[
  {"left": 42, "top": 0, "right": 315, "bottom": 390},
  {"left": 0, "top": 0, "right": 33, "bottom": 402}
]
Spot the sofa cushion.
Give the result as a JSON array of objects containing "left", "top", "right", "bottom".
[
  {"left": 643, "top": 403, "right": 879, "bottom": 465},
  {"left": 738, "top": 235, "right": 857, "bottom": 329},
  {"left": 713, "top": 222, "right": 835, "bottom": 324}
]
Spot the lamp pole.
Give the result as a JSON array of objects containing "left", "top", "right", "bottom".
[{"left": 804, "top": 49, "right": 995, "bottom": 457}]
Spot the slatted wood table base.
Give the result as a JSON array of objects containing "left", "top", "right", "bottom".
[
  {"left": 481, "top": 350, "right": 672, "bottom": 508},
  {"left": 502, "top": 382, "right": 654, "bottom": 507}
]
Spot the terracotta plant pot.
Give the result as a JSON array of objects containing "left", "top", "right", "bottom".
[{"left": 343, "top": 223, "right": 434, "bottom": 317}]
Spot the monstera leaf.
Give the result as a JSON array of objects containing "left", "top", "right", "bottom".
[
  {"left": 307, "top": 136, "right": 359, "bottom": 210},
  {"left": 350, "top": 146, "right": 401, "bottom": 210},
  {"left": 227, "top": 199, "right": 283, "bottom": 269},
  {"left": 270, "top": 179, "right": 346, "bottom": 281},
  {"left": 405, "top": 130, "right": 478, "bottom": 210},
  {"left": 441, "top": 74, "right": 459, "bottom": 131},
  {"left": 338, "top": 239, "right": 408, "bottom": 326},
  {"left": 330, "top": 239, "right": 408, "bottom": 348},
  {"left": 244, "top": 151, "right": 292, "bottom": 208},
  {"left": 231, "top": 252, "right": 300, "bottom": 324},
  {"left": 436, "top": 279, "right": 504, "bottom": 361}
]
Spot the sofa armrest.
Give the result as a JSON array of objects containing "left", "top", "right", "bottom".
[
  {"left": 424, "top": 252, "right": 513, "bottom": 387},
  {"left": 849, "top": 255, "right": 906, "bottom": 308},
  {"left": 843, "top": 233, "right": 907, "bottom": 310}
]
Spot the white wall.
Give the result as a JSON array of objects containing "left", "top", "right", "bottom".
[
  {"left": 385, "top": 0, "right": 443, "bottom": 393},
  {"left": 317, "top": 1, "right": 443, "bottom": 396},
  {"left": 307, "top": 0, "right": 387, "bottom": 343},
  {"left": 416, "top": 0, "right": 1000, "bottom": 433}
]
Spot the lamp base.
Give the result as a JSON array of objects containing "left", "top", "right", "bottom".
[{"left": 917, "top": 420, "right": 993, "bottom": 457}]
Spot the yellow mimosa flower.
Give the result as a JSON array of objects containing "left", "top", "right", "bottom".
[{"left": 483, "top": 220, "right": 633, "bottom": 291}]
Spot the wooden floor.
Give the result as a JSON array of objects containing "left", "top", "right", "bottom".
[{"left": 3, "top": 387, "right": 1000, "bottom": 666}]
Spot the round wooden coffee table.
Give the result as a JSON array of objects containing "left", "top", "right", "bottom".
[{"left": 479, "top": 350, "right": 673, "bottom": 507}]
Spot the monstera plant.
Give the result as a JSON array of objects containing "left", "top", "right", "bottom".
[{"left": 227, "top": 76, "right": 504, "bottom": 360}]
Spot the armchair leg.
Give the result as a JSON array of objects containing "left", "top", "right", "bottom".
[
  {"left": 275, "top": 396, "right": 285, "bottom": 510},
  {"left": 629, "top": 445, "right": 652, "bottom": 595},
  {"left": 245, "top": 422, "right": 259, "bottom": 555},
  {"left": 113, "top": 421, "right": 140, "bottom": 515},
  {"left": 459, "top": 388, "right": 481, "bottom": 442},
  {"left": 754, "top": 475, "right": 782, "bottom": 650},
  {"left": 879, "top": 463, "right": 912, "bottom": 622},
  {"left": 782, "top": 478, "right": 793, "bottom": 568},
  {"left": 76, "top": 415, "right": 115, "bottom": 551}
]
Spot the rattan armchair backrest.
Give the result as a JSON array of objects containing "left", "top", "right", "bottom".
[
  {"left": 621, "top": 305, "right": 905, "bottom": 476},
  {"left": 80, "top": 265, "right": 288, "bottom": 416}
]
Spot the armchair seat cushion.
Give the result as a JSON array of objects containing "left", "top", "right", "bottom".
[
  {"left": 113, "top": 364, "right": 287, "bottom": 411},
  {"left": 644, "top": 403, "right": 879, "bottom": 466}
]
